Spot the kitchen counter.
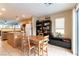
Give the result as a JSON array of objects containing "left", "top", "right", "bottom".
[
  {"left": 1, "top": 28, "right": 21, "bottom": 41},
  {"left": 7, "top": 31, "right": 23, "bottom": 48}
]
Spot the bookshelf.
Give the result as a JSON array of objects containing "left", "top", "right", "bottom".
[{"left": 36, "top": 20, "right": 51, "bottom": 36}]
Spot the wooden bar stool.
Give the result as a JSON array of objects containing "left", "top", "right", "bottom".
[
  {"left": 42, "top": 36, "right": 48, "bottom": 56},
  {"left": 21, "top": 36, "right": 35, "bottom": 56},
  {"left": 33, "top": 36, "right": 44, "bottom": 56}
]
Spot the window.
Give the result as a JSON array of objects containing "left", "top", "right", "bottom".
[
  {"left": 0, "top": 24, "right": 20, "bottom": 29},
  {"left": 15, "top": 24, "right": 21, "bottom": 28},
  {"left": 55, "top": 18, "right": 65, "bottom": 37}
]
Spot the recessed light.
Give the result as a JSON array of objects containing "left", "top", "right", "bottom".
[
  {"left": 22, "top": 14, "right": 25, "bottom": 18},
  {"left": 16, "top": 16, "right": 20, "bottom": 20},
  {"left": 16, "top": 17, "right": 20, "bottom": 20},
  {"left": 0, "top": 12, "right": 2, "bottom": 15},
  {"left": 1, "top": 8, "right": 6, "bottom": 11}
]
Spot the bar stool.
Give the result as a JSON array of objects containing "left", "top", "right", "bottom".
[
  {"left": 34, "top": 35, "right": 48, "bottom": 56},
  {"left": 41, "top": 36, "right": 48, "bottom": 56},
  {"left": 21, "top": 36, "right": 35, "bottom": 56},
  {"left": 33, "top": 36, "right": 44, "bottom": 56}
]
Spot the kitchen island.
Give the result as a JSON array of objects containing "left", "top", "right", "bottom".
[{"left": 7, "top": 31, "right": 23, "bottom": 48}]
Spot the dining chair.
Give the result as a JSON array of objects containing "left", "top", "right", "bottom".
[
  {"left": 33, "top": 36, "right": 44, "bottom": 56},
  {"left": 38, "top": 33, "right": 43, "bottom": 36},
  {"left": 21, "top": 36, "right": 35, "bottom": 56},
  {"left": 34, "top": 35, "right": 48, "bottom": 56},
  {"left": 41, "top": 35, "right": 48, "bottom": 56},
  {"left": 36, "top": 36, "right": 48, "bottom": 56}
]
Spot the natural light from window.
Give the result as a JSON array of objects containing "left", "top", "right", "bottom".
[{"left": 55, "top": 18, "right": 65, "bottom": 37}]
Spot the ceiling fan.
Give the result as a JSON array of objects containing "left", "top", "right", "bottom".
[{"left": 44, "top": 3, "right": 53, "bottom": 7}]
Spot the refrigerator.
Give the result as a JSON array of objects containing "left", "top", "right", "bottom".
[{"left": 25, "top": 24, "right": 32, "bottom": 36}]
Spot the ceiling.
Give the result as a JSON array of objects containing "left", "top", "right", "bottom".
[{"left": 0, "top": 3, "right": 76, "bottom": 20}]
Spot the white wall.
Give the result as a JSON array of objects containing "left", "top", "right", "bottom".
[
  {"left": 72, "top": 8, "right": 77, "bottom": 55},
  {"left": 50, "top": 16, "right": 55, "bottom": 35}
]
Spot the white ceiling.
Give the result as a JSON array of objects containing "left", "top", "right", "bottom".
[{"left": 0, "top": 3, "right": 76, "bottom": 20}]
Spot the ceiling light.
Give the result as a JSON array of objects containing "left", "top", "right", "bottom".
[
  {"left": 1, "top": 8, "right": 6, "bottom": 11},
  {"left": 16, "top": 17, "right": 20, "bottom": 20},
  {"left": 0, "top": 12, "right": 2, "bottom": 15},
  {"left": 44, "top": 3, "right": 53, "bottom": 7},
  {"left": 16, "top": 16, "right": 20, "bottom": 20},
  {"left": 22, "top": 14, "right": 25, "bottom": 18}
]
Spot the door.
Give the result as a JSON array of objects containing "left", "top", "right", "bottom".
[{"left": 77, "top": 8, "right": 79, "bottom": 56}]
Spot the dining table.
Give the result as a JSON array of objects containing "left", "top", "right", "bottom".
[
  {"left": 21, "top": 35, "right": 45, "bottom": 55},
  {"left": 15, "top": 35, "right": 47, "bottom": 56},
  {"left": 29, "top": 36, "right": 44, "bottom": 56}
]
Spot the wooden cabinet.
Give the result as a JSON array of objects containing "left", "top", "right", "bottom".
[
  {"left": 2, "top": 32, "right": 8, "bottom": 40},
  {"left": 36, "top": 20, "right": 51, "bottom": 36},
  {"left": 7, "top": 32, "right": 23, "bottom": 48},
  {"left": 7, "top": 33, "right": 16, "bottom": 48}
]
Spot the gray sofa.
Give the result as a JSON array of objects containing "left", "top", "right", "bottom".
[{"left": 48, "top": 35, "right": 71, "bottom": 49}]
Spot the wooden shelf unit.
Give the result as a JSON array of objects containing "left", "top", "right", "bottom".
[{"left": 36, "top": 20, "right": 51, "bottom": 36}]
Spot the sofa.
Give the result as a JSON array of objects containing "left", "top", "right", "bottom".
[{"left": 48, "top": 34, "right": 71, "bottom": 49}]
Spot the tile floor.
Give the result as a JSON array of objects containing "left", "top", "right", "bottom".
[{"left": 0, "top": 40, "right": 75, "bottom": 56}]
